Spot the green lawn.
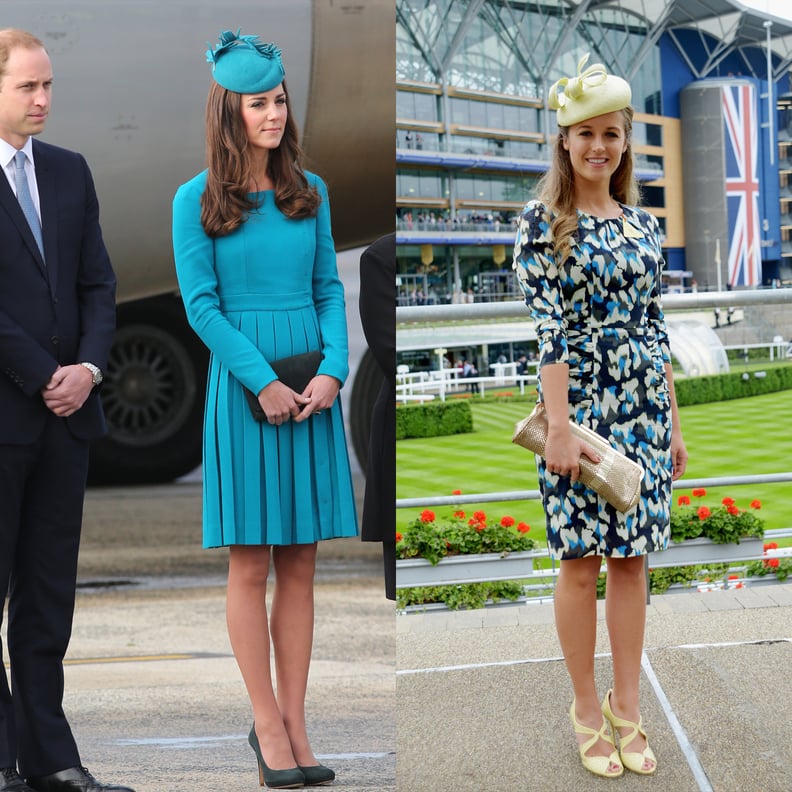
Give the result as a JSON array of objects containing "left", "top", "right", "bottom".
[{"left": 396, "top": 390, "right": 792, "bottom": 536}]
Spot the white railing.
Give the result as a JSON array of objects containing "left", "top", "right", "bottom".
[
  {"left": 396, "top": 290, "right": 792, "bottom": 395},
  {"left": 725, "top": 341, "right": 792, "bottom": 361},
  {"left": 397, "top": 287, "right": 792, "bottom": 325},
  {"left": 397, "top": 372, "right": 537, "bottom": 403}
]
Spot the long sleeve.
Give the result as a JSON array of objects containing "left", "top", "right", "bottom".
[
  {"left": 172, "top": 171, "right": 350, "bottom": 395},
  {"left": 512, "top": 200, "right": 569, "bottom": 368},
  {"left": 0, "top": 149, "right": 115, "bottom": 396},
  {"left": 642, "top": 210, "right": 671, "bottom": 364},
  {"left": 172, "top": 172, "right": 278, "bottom": 393},
  {"left": 74, "top": 153, "right": 117, "bottom": 371},
  {"left": 310, "top": 176, "right": 350, "bottom": 385},
  {"left": 358, "top": 232, "right": 395, "bottom": 381}
]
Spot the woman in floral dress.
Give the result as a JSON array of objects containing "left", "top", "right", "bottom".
[{"left": 513, "top": 55, "right": 688, "bottom": 778}]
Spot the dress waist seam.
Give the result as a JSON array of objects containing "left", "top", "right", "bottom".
[{"left": 219, "top": 294, "right": 313, "bottom": 311}]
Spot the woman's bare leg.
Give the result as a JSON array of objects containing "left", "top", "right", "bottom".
[
  {"left": 605, "top": 555, "right": 654, "bottom": 772},
  {"left": 555, "top": 555, "right": 620, "bottom": 770},
  {"left": 271, "top": 542, "right": 319, "bottom": 766},
  {"left": 226, "top": 545, "right": 296, "bottom": 770}
]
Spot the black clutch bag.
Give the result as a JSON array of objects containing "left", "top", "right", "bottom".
[{"left": 243, "top": 350, "right": 323, "bottom": 422}]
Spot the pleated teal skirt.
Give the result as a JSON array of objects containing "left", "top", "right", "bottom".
[{"left": 201, "top": 302, "right": 358, "bottom": 547}]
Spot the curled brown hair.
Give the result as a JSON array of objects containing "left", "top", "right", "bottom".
[
  {"left": 538, "top": 106, "right": 639, "bottom": 263},
  {"left": 200, "top": 79, "right": 319, "bottom": 237}
]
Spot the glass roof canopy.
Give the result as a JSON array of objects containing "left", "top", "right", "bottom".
[{"left": 397, "top": 0, "right": 792, "bottom": 91}]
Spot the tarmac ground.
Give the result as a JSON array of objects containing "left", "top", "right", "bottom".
[
  {"left": 3, "top": 475, "right": 396, "bottom": 792},
  {"left": 0, "top": 245, "right": 396, "bottom": 791},
  {"left": 397, "top": 584, "right": 792, "bottom": 792}
]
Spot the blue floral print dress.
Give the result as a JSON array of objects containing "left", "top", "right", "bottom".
[{"left": 512, "top": 200, "right": 673, "bottom": 559}]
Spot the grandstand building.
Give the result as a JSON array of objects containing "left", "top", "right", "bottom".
[{"left": 396, "top": 0, "right": 792, "bottom": 306}]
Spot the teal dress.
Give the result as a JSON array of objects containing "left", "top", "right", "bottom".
[{"left": 172, "top": 170, "right": 358, "bottom": 547}]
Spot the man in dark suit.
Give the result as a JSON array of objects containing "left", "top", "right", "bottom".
[
  {"left": 358, "top": 233, "right": 396, "bottom": 600},
  {"left": 0, "top": 29, "right": 133, "bottom": 792}
]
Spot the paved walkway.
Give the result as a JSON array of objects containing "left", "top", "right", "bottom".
[
  {"left": 60, "top": 578, "right": 395, "bottom": 792},
  {"left": 3, "top": 477, "right": 396, "bottom": 792},
  {"left": 397, "top": 584, "right": 792, "bottom": 791}
]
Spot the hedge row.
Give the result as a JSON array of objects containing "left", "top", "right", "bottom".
[
  {"left": 396, "top": 399, "right": 473, "bottom": 439},
  {"left": 674, "top": 364, "right": 792, "bottom": 407},
  {"left": 395, "top": 364, "right": 792, "bottom": 440}
]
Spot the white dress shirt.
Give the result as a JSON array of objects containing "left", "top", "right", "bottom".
[{"left": 0, "top": 136, "right": 42, "bottom": 222}]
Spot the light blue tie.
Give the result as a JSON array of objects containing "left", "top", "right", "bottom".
[{"left": 13, "top": 150, "right": 44, "bottom": 259}]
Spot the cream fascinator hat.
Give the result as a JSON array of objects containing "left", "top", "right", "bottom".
[{"left": 548, "top": 54, "right": 632, "bottom": 126}]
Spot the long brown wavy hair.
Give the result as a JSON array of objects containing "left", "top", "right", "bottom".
[
  {"left": 200, "top": 79, "right": 319, "bottom": 237},
  {"left": 538, "top": 106, "right": 639, "bottom": 263}
]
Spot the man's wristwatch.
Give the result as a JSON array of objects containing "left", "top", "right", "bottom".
[{"left": 79, "top": 361, "right": 103, "bottom": 386}]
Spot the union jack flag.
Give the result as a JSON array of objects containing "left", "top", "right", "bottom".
[{"left": 722, "top": 84, "right": 761, "bottom": 287}]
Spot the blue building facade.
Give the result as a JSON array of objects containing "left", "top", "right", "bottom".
[{"left": 396, "top": 0, "right": 792, "bottom": 304}]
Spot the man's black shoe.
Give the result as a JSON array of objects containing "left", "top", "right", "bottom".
[
  {"left": 0, "top": 768, "right": 35, "bottom": 791},
  {"left": 25, "top": 767, "right": 134, "bottom": 792}
]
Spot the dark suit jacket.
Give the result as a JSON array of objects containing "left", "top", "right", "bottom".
[
  {"left": 358, "top": 233, "right": 395, "bottom": 544},
  {"left": 0, "top": 139, "right": 116, "bottom": 442}
]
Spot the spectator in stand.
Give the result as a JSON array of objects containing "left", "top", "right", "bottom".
[{"left": 461, "top": 358, "right": 477, "bottom": 392}]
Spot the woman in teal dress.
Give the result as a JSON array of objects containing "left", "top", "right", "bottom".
[
  {"left": 172, "top": 31, "right": 355, "bottom": 789},
  {"left": 513, "top": 57, "right": 687, "bottom": 780}
]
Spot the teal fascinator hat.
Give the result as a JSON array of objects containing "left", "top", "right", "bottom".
[
  {"left": 548, "top": 53, "right": 631, "bottom": 127},
  {"left": 206, "top": 29, "right": 285, "bottom": 93}
]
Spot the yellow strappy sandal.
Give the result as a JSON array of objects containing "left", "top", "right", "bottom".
[
  {"left": 601, "top": 689, "right": 657, "bottom": 775},
  {"left": 569, "top": 699, "right": 624, "bottom": 778}
]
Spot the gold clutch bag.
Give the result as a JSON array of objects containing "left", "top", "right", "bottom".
[{"left": 512, "top": 402, "right": 643, "bottom": 513}]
